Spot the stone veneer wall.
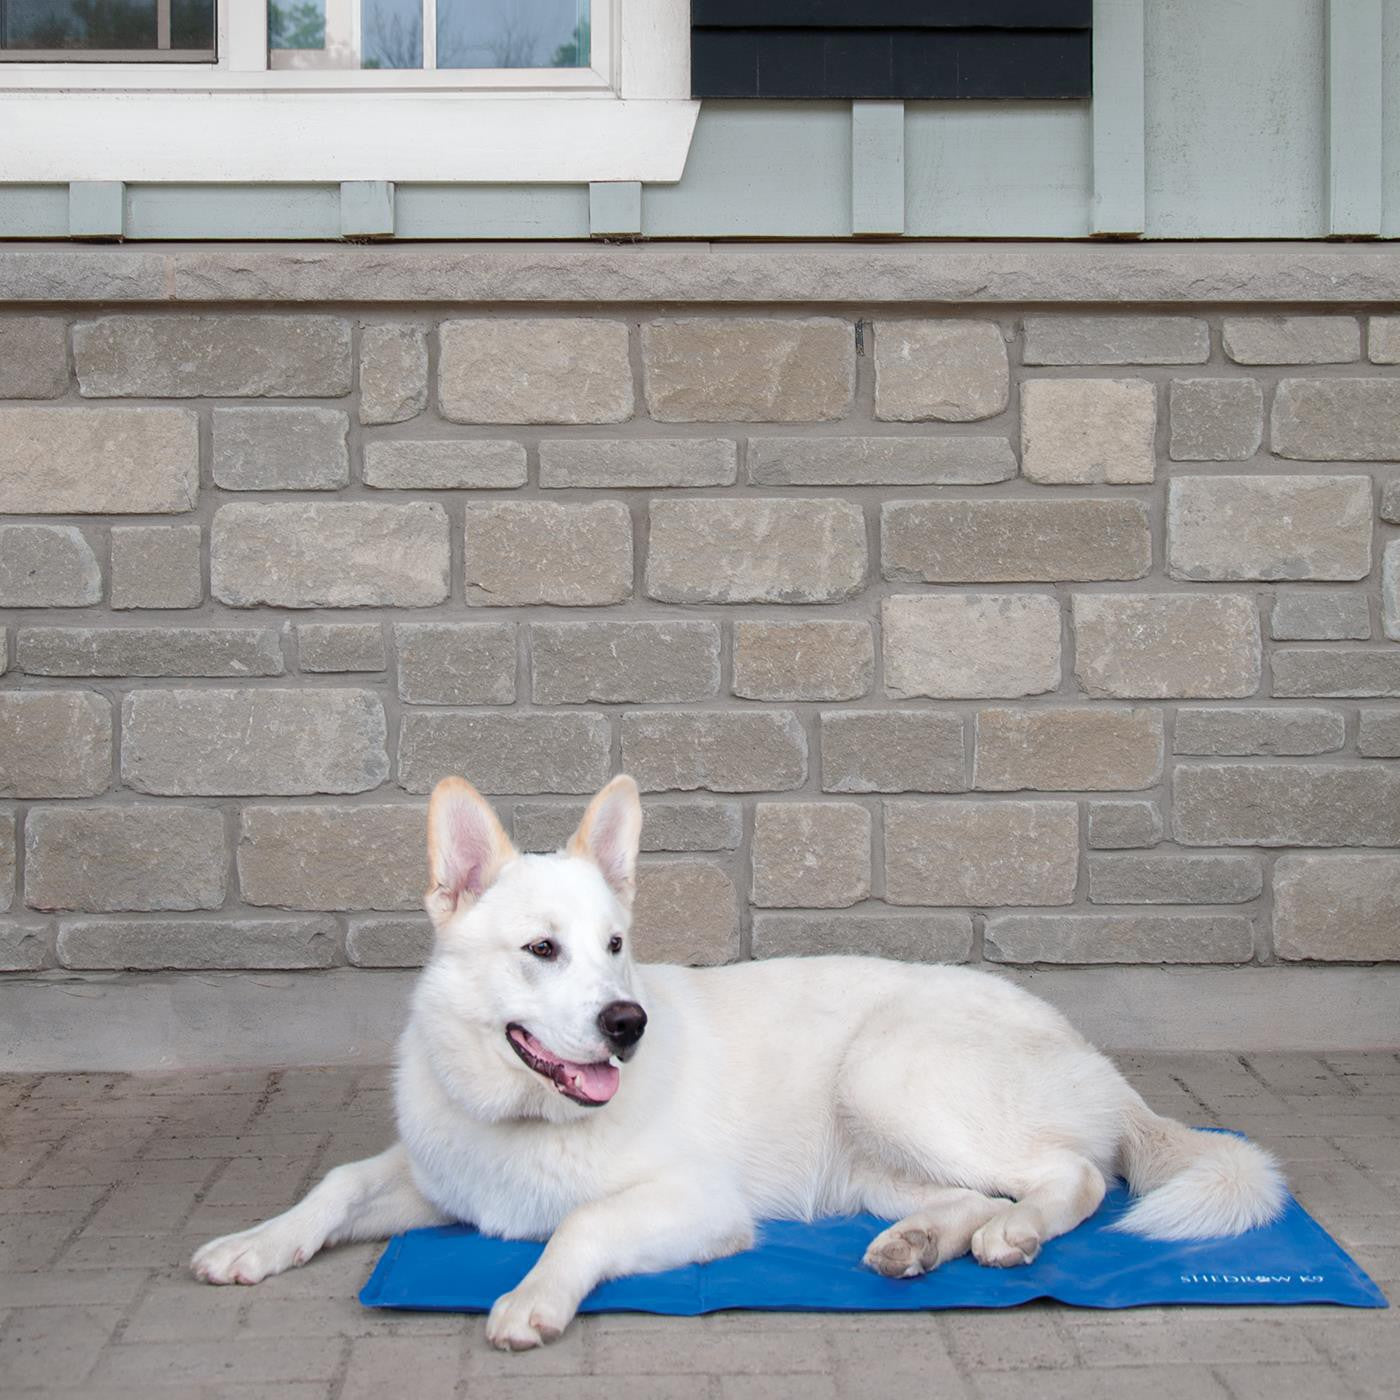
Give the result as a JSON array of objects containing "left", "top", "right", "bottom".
[{"left": 2, "top": 294, "right": 1399, "bottom": 980}]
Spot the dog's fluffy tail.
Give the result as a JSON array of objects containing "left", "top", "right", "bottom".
[{"left": 1113, "top": 1099, "right": 1286, "bottom": 1240}]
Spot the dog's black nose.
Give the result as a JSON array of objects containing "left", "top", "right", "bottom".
[{"left": 598, "top": 1000, "right": 647, "bottom": 1049}]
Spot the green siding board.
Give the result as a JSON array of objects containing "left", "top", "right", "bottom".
[
  {"left": 643, "top": 104, "right": 852, "bottom": 238},
  {"left": 851, "top": 102, "right": 906, "bottom": 236},
  {"left": 905, "top": 102, "right": 1091, "bottom": 238},
  {"left": 394, "top": 185, "right": 589, "bottom": 239},
  {"left": 1144, "top": 0, "right": 1327, "bottom": 238},
  {"left": 124, "top": 185, "right": 340, "bottom": 239},
  {"left": 1091, "top": 0, "right": 1145, "bottom": 235},
  {"left": 1382, "top": 0, "right": 1400, "bottom": 235},
  {"left": 0, "top": 186, "right": 68, "bottom": 238}
]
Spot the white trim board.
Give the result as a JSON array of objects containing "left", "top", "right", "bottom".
[{"left": 2, "top": 967, "right": 1396, "bottom": 1072}]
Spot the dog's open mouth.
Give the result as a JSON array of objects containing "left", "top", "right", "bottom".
[{"left": 506, "top": 1025, "right": 621, "bottom": 1107}]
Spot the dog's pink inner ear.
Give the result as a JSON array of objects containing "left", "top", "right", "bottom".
[
  {"left": 427, "top": 781, "right": 515, "bottom": 927},
  {"left": 569, "top": 777, "right": 641, "bottom": 905}
]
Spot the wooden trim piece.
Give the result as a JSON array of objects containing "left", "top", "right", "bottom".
[
  {"left": 589, "top": 181, "right": 642, "bottom": 236},
  {"left": 1090, "top": 0, "right": 1144, "bottom": 237},
  {"left": 340, "top": 181, "right": 395, "bottom": 238},
  {"left": 1326, "top": 0, "right": 1382, "bottom": 237},
  {"left": 851, "top": 101, "right": 904, "bottom": 237},
  {"left": 67, "top": 180, "right": 125, "bottom": 239}
]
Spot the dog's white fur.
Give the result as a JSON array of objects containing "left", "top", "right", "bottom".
[{"left": 192, "top": 775, "right": 1286, "bottom": 1350}]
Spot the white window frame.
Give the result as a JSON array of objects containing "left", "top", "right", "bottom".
[{"left": 0, "top": 0, "right": 698, "bottom": 183}]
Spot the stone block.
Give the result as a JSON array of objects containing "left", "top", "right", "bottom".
[
  {"left": 297, "top": 623, "right": 386, "bottom": 673},
  {"left": 1357, "top": 709, "right": 1400, "bottom": 758},
  {"left": 512, "top": 799, "right": 743, "bottom": 854},
  {"left": 211, "top": 502, "right": 449, "bottom": 608},
  {"left": 1273, "top": 379, "right": 1400, "bottom": 459},
  {"left": 0, "top": 525, "right": 100, "bottom": 607},
  {"left": 1020, "top": 378, "right": 1156, "bottom": 484},
  {"left": 647, "top": 498, "right": 865, "bottom": 604},
  {"left": 1087, "top": 852, "right": 1263, "bottom": 904},
  {"left": 820, "top": 710, "right": 965, "bottom": 794},
  {"left": 884, "top": 800, "right": 1078, "bottom": 907},
  {"left": 531, "top": 621, "right": 718, "bottom": 705},
  {"left": 74, "top": 315, "right": 351, "bottom": 397},
  {"left": 359, "top": 324, "right": 428, "bottom": 425},
  {"left": 631, "top": 861, "right": 739, "bottom": 964},
  {"left": 395, "top": 623, "right": 516, "bottom": 705},
  {"left": 1167, "top": 475, "right": 1371, "bottom": 580},
  {"left": 25, "top": 806, "right": 225, "bottom": 912},
  {"left": 748, "top": 435, "right": 1016, "bottom": 486},
  {"left": 17, "top": 626, "right": 283, "bottom": 678},
  {"left": 239, "top": 805, "right": 425, "bottom": 911},
  {"left": 1168, "top": 378, "right": 1264, "bottom": 461},
  {"left": 642, "top": 317, "right": 853, "bottom": 423},
  {"left": 0, "top": 317, "right": 69, "bottom": 397},
  {"left": 622, "top": 711, "right": 806, "bottom": 793},
  {"left": 110, "top": 525, "right": 202, "bottom": 610},
  {"left": 1174, "top": 763, "right": 1400, "bottom": 846},
  {"left": 1023, "top": 316, "right": 1209, "bottom": 365},
  {"left": 1386, "top": 540, "right": 1400, "bottom": 641},
  {"left": 0, "top": 814, "right": 12, "bottom": 913},
  {"left": 211, "top": 407, "right": 349, "bottom": 490},
  {"left": 1222, "top": 317, "right": 1360, "bottom": 364},
  {"left": 1271, "top": 649, "right": 1400, "bottom": 697},
  {"left": 0, "top": 407, "right": 198, "bottom": 513},
  {"left": 539, "top": 439, "right": 737, "bottom": 488},
  {"left": 464, "top": 501, "right": 632, "bottom": 606},
  {"left": 439, "top": 318, "right": 632, "bottom": 424},
  {"left": 1273, "top": 854, "right": 1400, "bottom": 961},
  {"left": 1073, "top": 594, "right": 1260, "bottom": 699},
  {"left": 1370, "top": 315, "right": 1400, "bottom": 362},
  {"left": 398, "top": 712, "right": 612, "bottom": 795},
  {"left": 1270, "top": 590, "right": 1371, "bottom": 641},
  {"left": 346, "top": 916, "right": 434, "bottom": 968},
  {"left": 985, "top": 913, "right": 1254, "bottom": 964},
  {"left": 751, "top": 911, "right": 973, "bottom": 962},
  {"left": 57, "top": 918, "right": 337, "bottom": 971},
  {"left": 0, "top": 921, "right": 46, "bottom": 972},
  {"left": 751, "top": 802, "right": 871, "bottom": 909},
  {"left": 882, "top": 594, "right": 1061, "bottom": 700},
  {"left": 1173, "top": 707, "right": 1344, "bottom": 756},
  {"left": 732, "top": 620, "right": 872, "bottom": 701},
  {"left": 1086, "top": 800, "right": 1162, "bottom": 850},
  {"left": 362, "top": 440, "right": 527, "bottom": 490},
  {"left": 873, "top": 320, "right": 1009, "bottom": 422},
  {"left": 974, "top": 707, "right": 1163, "bottom": 791},
  {"left": 0, "top": 691, "right": 111, "bottom": 798},
  {"left": 122, "top": 689, "right": 387, "bottom": 796},
  {"left": 881, "top": 499, "right": 1150, "bottom": 583}
]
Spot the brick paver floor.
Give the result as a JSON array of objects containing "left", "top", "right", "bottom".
[{"left": 0, "top": 1053, "right": 1395, "bottom": 1398}]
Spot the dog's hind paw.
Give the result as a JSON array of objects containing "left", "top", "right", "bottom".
[
  {"left": 862, "top": 1224, "right": 943, "bottom": 1279},
  {"left": 190, "top": 1224, "right": 309, "bottom": 1285},
  {"left": 971, "top": 1210, "right": 1042, "bottom": 1269}
]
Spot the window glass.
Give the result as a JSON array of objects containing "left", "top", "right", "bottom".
[
  {"left": 269, "top": 0, "right": 588, "bottom": 71},
  {"left": 0, "top": 0, "right": 215, "bottom": 58}
]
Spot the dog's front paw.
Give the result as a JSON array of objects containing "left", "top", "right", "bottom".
[
  {"left": 863, "top": 1223, "right": 943, "bottom": 1279},
  {"left": 486, "top": 1284, "right": 575, "bottom": 1351},
  {"left": 190, "top": 1224, "right": 310, "bottom": 1285}
]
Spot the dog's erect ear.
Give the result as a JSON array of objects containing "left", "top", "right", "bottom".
[
  {"left": 425, "top": 777, "right": 517, "bottom": 932},
  {"left": 567, "top": 775, "right": 642, "bottom": 908}
]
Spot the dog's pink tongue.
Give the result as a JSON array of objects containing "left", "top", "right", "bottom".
[{"left": 567, "top": 1060, "right": 620, "bottom": 1103}]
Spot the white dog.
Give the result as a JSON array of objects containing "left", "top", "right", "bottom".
[{"left": 192, "top": 775, "right": 1285, "bottom": 1350}]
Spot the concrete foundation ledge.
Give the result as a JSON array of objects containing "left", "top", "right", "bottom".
[
  {"left": 5, "top": 241, "right": 1400, "bottom": 305},
  {"left": 1, "top": 966, "right": 1396, "bottom": 1071}
]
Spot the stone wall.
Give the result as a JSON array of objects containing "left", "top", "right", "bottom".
[{"left": 2, "top": 293, "right": 1399, "bottom": 979}]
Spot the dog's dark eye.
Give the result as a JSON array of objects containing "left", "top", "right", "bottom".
[
  {"left": 608, "top": 935, "right": 623, "bottom": 955},
  {"left": 525, "top": 939, "right": 556, "bottom": 960}
]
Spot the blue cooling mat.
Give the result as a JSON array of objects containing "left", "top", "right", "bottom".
[{"left": 360, "top": 1183, "right": 1387, "bottom": 1314}]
